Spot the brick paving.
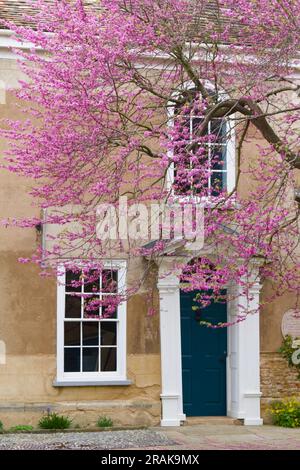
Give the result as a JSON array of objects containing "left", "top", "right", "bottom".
[{"left": 154, "top": 424, "right": 300, "bottom": 450}]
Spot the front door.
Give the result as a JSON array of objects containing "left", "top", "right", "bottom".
[{"left": 180, "top": 291, "right": 227, "bottom": 416}]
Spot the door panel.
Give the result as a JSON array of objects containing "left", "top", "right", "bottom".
[{"left": 180, "top": 291, "right": 227, "bottom": 416}]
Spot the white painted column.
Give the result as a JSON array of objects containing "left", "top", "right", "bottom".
[
  {"left": 228, "top": 271, "right": 263, "bottom": 425},
  {"left": 157, "top": 260, "right": 186, "bottom": 426},
  {"left": 240, "top": 278, "right": 263, "bottom": 425}
]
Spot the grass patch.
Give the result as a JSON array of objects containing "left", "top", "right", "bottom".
[
  {"left": 39, "top": 412, "right": 72, "bottom": 430},
  {"left": 97, "top": 416, "right": 113, "bottom": 428},
  {"left": 10, "top": 425, "right": 34, "bottom": 432}
]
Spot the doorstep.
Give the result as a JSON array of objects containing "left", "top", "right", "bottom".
[{"left": 184, "top": 416, "right": 242, "bottom": 426}]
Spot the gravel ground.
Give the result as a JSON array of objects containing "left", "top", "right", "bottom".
[{"left": 0, "top": 429, "right": 174, "bottom": 450}]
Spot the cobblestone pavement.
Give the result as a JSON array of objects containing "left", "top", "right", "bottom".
[{"left": 0, "top": 425, "right": 299, "bottom": 450}]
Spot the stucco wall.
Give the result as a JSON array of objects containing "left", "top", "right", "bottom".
[
  {"left": 1, "top": 55, "right": 299, "bottom": 427},
  {"left": 0, "top": 252, "right": 162, "bottom": 427},
  {"left": 0, "top": 246, "right": 161, "bottom": 428},
  {"left": 260, "top": 280, "right": 298, "bottom": 352},
  {"left": 0, "top": 60, "right": 162, "bottom": 428}
]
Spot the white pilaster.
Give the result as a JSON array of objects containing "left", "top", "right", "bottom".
[
  {"left": 157, "top": 261, "right": 186, "bottom": 426},
  {"left": 228, "top": 269, "right": 263, "bottom": 425},
  {"left": 241, "top": 278, "right": 263, "bottom": 425}
]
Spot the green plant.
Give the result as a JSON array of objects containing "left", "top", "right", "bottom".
[
  {"left": 10, "top": 425, "right": 34, "bottom": 432},
  {"left": 269, "top": 398, "right": 300, "bottom": 428},
  {"left": 0, "top": 420, "right": 3, "bottom": 430},
  {"left": 38, "top": 412, "right": 72, "bottom": 430},
  {"left": 97, "top": 416, "right": 113, "bottom": 428},
  {"left": 278, "top": 335, "right": 300, "bottom": 379}
]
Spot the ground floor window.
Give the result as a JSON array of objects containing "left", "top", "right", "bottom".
[{"left": 56, "top": 261, "right": 127, "bottom": 384}]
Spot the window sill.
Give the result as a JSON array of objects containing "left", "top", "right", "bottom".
[
  {"left": 169, "top": 194, "right": 238, "bottom": 207},
  {"left": 53, "top": 379, "right": 132, "bottom": 387}
]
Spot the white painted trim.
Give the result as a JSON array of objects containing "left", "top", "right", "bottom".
[
  {"left": 226, "top": 118, "right": 236, "bottom": 193},
  {"left": 226, "top": 269, "right": 263, "bottom": 425},
  {"left": 0, "top": 28, "right": 299, "bottom": 73},
  {"left": 53, "top": 380, "right": 132, "bottom": 387},
  {"left": 157, "top": 261, "right": 186, "bottom": 427},
  {"left": 135, "top": 46, "right": 300, "bottom": 77},
  {"left": 56, "top": 260, "right": 128, "bottom": 385},
  {"left": 0, "top": 29, "right": 40, "bottom": 60},
  {"left": 243, "top": 418, "right": 264, "bottom": 425}
]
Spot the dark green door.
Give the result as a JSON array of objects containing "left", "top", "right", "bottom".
[{"left": 180, "top": 291, "right": 227, "bottom": 416}]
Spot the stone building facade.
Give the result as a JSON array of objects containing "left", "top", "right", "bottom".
[{"left": 0, "top": 7, "right": 299, "bottom": 428}]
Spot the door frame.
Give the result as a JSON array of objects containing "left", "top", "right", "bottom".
[{"left": 157, "top": 256, "right": 263, "bottom": 426}]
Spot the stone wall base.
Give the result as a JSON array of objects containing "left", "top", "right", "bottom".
[
  {"left": 261, "top": 352, "right": 300, "bottom": 422},
  {"left": 0, "top": 400, "right": 161, "bottom": 429},
  {"left": 3, "top": 353, "right": 300, "bottom": 428}
]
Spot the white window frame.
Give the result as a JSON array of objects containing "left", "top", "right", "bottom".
[
  {"left": 166, "top": 82, "right": 236, "bottom": 202},
  {"left": 55, "top": 260, "right": 129, "bottom": 386}
]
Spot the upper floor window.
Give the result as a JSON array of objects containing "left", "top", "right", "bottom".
[{"left": 167, "top": 90, "right": 235, "bottom": 199}]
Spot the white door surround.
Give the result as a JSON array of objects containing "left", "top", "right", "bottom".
[{"left": 156, "top": 256, "right": 263, "bottom": 427}]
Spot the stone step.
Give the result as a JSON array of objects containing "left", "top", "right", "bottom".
[{"left": 184, "top": 416, "right": 242, "bottom": 426}]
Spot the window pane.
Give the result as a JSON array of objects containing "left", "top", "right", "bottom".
[
  {"left": 64, "top": 322, "right": 80, "bottom": 346},
  {"left": 64, "top": 348, "right": 80, "bottom": 372},
  {"left": 83, "top": 269, "right": 100, "bottom": 293},
  {"left": 102, "top": 297, "right": 117, "bottom": 319},
  {"left": 191, "top": 116, "right": 208, "bottom": 139},
  {"left": 174, "top": 166, "right": 192, "bottom": 195},
  {"left": 102, "top": 270, "right": 118, "bottom": 293},
  {"left": 210, "top": 118, "right": 226, "bottom": 144},
  {"left": 101, "top": 322, "right": 117, "bottom": 346},
  {"left": 66, "top": 270, "right": 82, "bottom": 292},
  {"left": 173, "top": 113, "right": 193, "bottom": 196},
  {"left": 83, "top": 322, "right": 99, "bottom": 346},
  {"left": 211, "top": 145, "right": 227, "bottom": 171},
  {"left": 83, "top": 348, "right": 99, "bottom": 372},
  {"left": 211, "top": 172, "right": 226, "bottom": 196},
  {"left": 65, "top": 295, "right": 81, "bottom": 318},
  {"left": 101, "top": 347, "right": 117, "bottom": 372},
  {"left": 84, "top": 296, "right": 100, "bottom": 317}
]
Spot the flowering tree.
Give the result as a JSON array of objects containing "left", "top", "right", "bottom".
[{"left": 1, "top": 0, "right": 300, "bottom": 321}]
